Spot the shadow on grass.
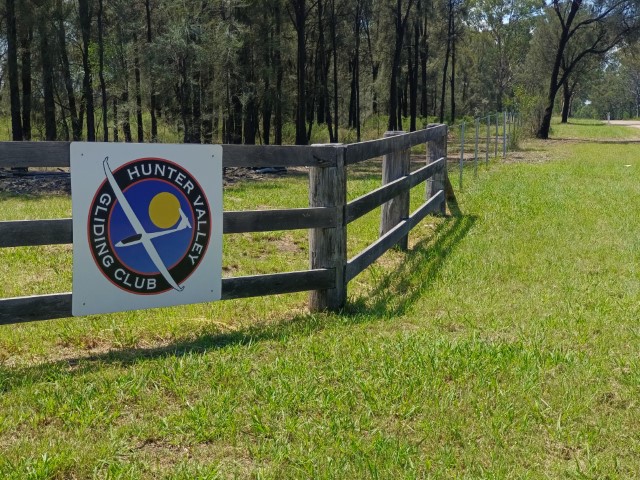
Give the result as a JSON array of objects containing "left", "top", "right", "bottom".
[
  {"left": 0, "top": 202, "right": 475, "bottom": 386},
  {"left": 345, "top": 199, "right": 474, "bottom": 318}
]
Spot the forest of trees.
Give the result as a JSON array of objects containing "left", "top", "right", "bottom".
[{"left": 0, "top": 0, "right": 639, "bottom": 146}]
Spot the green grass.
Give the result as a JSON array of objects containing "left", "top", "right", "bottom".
[{"left": 2, "top": 124, "right": 640, "bottom": 477}]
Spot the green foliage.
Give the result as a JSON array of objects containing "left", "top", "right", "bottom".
[{"left": 513, "top": 85, "right": 546, "bottom": 137}]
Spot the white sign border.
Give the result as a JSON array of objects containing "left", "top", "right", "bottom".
[{"left": 71, "top": 142, "right": 223, "bottom": 316}]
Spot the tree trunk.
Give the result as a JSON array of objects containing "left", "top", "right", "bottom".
[
  {"left": 7, "top": 0, "right": 22, "bottom": 141},
  {"left": 192, "top": 70, "right": 202, "bottom": 143},
  {"left": 365, "top": 20, "right": 379, "bottom": 115},
  {"left": 293, "top": 0, "right": 307, "bottom": 145},
  {"left": 419, "top": 0, "right": 428, "bottom": 117},
  {"left": 274, "top": 0, "right": 283, "bottom": 145},
  {"left": 409, "top": 21, "right": 418, "bottom": 132},
  {"left": 134, "top": 35, "right": 144, "bottom": 142},
  {"left": 39, "top": 18, "right": 56, "bottom": 141},
  {"left": 354, "top": 0, "right": 362, "bottom": 141},
  {"left": 316, "top": 1, "right": 326, "bottom": 126},
  {"left": 388, "top": 0, "right": 414, "bottom": 131},
  {"left": 231, "top": 93, "right": 243, "bottom": 144},
  {"left": 20, "top": 27, "right": 32, "bottom": 140},
  {"left": 97, "top": 0, "right": 108, "bottom": 141},
  {"left": 78, "top": 0, "right": 96, "bottom": 141},
  {"left": 178, "top": 57, "right": 193, "bottom": 143},
  {"left": 262, "top": 35, "right": 272, "bottom": 145},
  {"left": 561, "top": 80, "right": 573, "bottom": 123},
  {"left": 112, "top": 97, "right": 119, "bottom": 141},
  {"left": 536, "top": 1, "right": 581, "bottom": 139},
  {"left": 121, "top": 91, "right": 132, "bottom": 143},
  {"left": 496, "top": 34, "right": 504, "bottom": 112},
  {"left": 439, "top": 3, "right": 452, "bottom": 124},
  {"left": 450, "top": 24, "right": 456, "bottom": 124},
  {"left": 57, "top": 1, "right": 81, "bottom": 140},
  {"left": 145, "top": 0, "right": 158, "bottom": 142},
  {"left": 202, "top": 68, "right": 214, "bottom": 144},
  {"left": 331, "top": 0, "right": 339, "bottom": 142}
]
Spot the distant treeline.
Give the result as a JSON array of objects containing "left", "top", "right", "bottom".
[{"left": 1, "top": 0, "right": 639, "bottom": 144}]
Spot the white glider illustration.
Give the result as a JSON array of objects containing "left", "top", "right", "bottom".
[
  {"left": 115, "top": 209, "right": 191, "bottom": 247},
  {"left": 103, "top": 157, "right": 187, "bottom": 292}
]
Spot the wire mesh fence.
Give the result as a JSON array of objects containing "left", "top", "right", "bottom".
[{"left": 446, "top": 111, "right": 520, "bottom": 190}]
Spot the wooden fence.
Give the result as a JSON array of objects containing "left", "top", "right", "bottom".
[{"left": 0, "top": 125, "right": 448, "bottom": 325}]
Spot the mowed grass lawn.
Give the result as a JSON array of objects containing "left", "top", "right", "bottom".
[{"left": 1, "top": 122, "right": 640, "bottom": 478}]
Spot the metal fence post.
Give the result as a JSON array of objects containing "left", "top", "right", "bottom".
[
  {"left": 380, "top": 131, "right": 410, "bottom": 251},
  {"left": 474, "top": 117, "right": 479, "bottom": 177},
  {"left": 503, "top": 111, "right": 507, "bottom": 157},
  {"left": 309, "top": 144, "right": 347, "bottom": 312},
  {"left": 459, "top": 122, "right": 465, "bottom": 190},
  {"left": 486, "top": 114, "right": 490, "bottom": 166},
  {"left": 495, "top": 113, "right": 499, "bottom": 158},
  {"left": 507, "top": 111, "right": 512, "bottom": 149}
]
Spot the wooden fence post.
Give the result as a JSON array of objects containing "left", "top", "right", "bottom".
[
  {"left": 380, "top": 131, "right": 410, "bottom": 251},
  {"left": 309, "top": 144, "right": 347, "bottom": 312},
  {"left": 427, "top": 126, "right": 447, "bottom": 215}
]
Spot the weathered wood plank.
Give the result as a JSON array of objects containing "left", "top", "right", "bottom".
[
  {"left": 0, "top": 293, "right": 72, "bottom": 324},
  {"left": 0, "top": 269, "right": 335, "bottom": 325},
  {"left": 309, "top": 144, "right": 347, "bottom": 312},
  {"left": 346, "top": 191, "right": 444, "bottom": 282},
  {"left": 0, "top": 208, "right": 339, "bottom": 248},
  {"left": 380, "top": 131, "right": 410, "bottom": 251},
  {"left": 0, "top": 142, "right": 337, "bottom": 169},
  {"left": 346, "top": 158, "right": 444, "bottom": 224},
  {"left": 222, "top": 144, "right": 336, "bottom": 168},
  {"left": 221, "top": 269, "right": 334, "bottom": 300},
  {"left": 224, "top": 208, "right": 337, "bottom": 233},
  {"left": 0, "top": 219, "right": 73, "bottom": 247},
  {"left": 427, "top": 128, "right": 448, "bottom": 215},
  {"left": 0, "top": 142, "right": 71, "bottom": 168},
  {"left": 344, "top": 125, "right": 446, "bottom": 165}
]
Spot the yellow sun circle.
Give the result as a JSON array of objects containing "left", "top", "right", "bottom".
[{"left": 148, "top": 192, "right": 181, "bottom": 229}]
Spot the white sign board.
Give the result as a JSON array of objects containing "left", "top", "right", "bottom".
[{"left": 71, "top": 143, "right": 223, "bottom": 316}]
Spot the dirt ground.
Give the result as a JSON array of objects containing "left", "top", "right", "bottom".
[{"left": 608, "top": 120, "right": 640, "bottom": 129}]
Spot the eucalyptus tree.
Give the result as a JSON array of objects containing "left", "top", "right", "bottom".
[
  {"left": 78, "top": 0, "right": 95, "bottom": 141},
  {"left": 437, "top": 0, "right": 465, "bottom": 123},
  {"left": 621, "top": 44, "right": 640, "bottom": 117},
  {"left": 6, "top": 0, "right": 22, "bottom": 141},
  {"left": 38, "top": 0, "right": 56, "bottom": 140},
  {"left": 468, "top": 0, "right": 540, "bottom": 112},
  {"left": 289, "top": 0, "right": 309, "bottom": 144},
  {"left": 388, "top": 0, "right": 415, "bottom": 131},
  {"left": 535, "top": 0, "right": 640, "bottom": 139}
]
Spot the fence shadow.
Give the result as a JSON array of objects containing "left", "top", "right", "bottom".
[
  {"left": 0, "top": 208, "right": 474, "bottom": 390},
  {"left": 345, "top": 201, "right": 474, "bottom": 318}
]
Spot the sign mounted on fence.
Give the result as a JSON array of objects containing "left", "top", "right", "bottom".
[{"left": 70, "top": 143, "right": 223, "bottom": 316}]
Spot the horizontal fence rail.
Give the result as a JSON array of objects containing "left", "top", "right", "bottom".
[
  {"left": 0, "top": 269, "right": 335, "bottom": 325},
  {"left": 0, "top": 142, "right": 338, "bottom": 169},
  {"left": 0, "top": 208, "right": 338, "bottom": 248},
  {"left": 344, "top": 124, "right": 445, "bottom": 165},
  {"left": 346, "top": 190, "right": 445, "bottom": 282},
  {"left": 0, "top": 126, "right": 449, "bottom": 324},
  {"left": 346, "top": 158, "right": 445, "bottom": 224}
]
